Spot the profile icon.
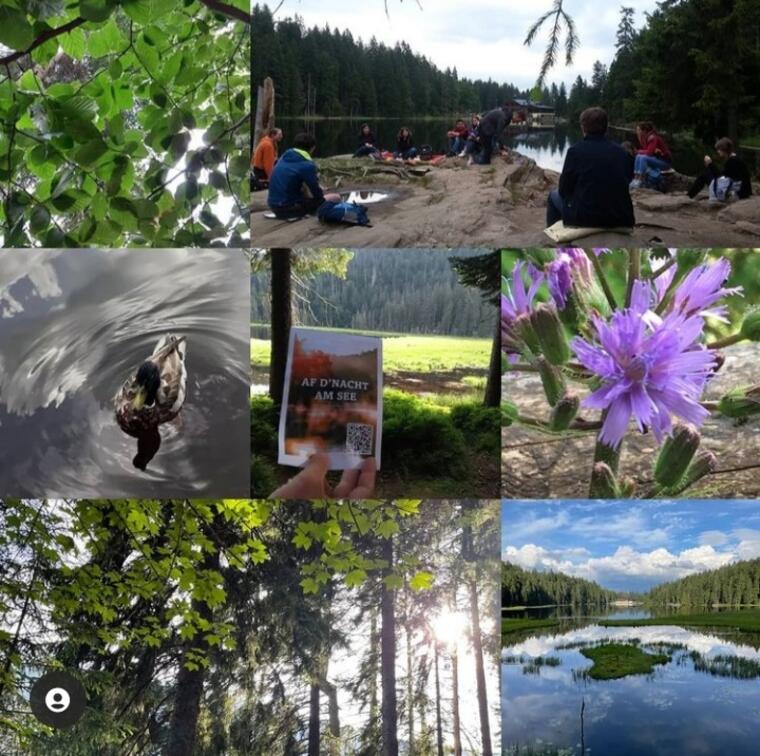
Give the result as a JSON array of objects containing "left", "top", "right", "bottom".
[{"left": 30, "top": 671, "right": 86, "bottom": 728}]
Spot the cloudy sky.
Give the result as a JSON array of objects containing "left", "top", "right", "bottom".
[
  {"left": 502, "top": 500, "right": 760, "bottom": 593},
  {"left": 270, "top": 0, "right": 660, "bottom": 89}
]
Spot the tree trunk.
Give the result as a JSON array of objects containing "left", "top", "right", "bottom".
[
  {"left": 166, "top": 544, "right": 220, "bottom": 756},
  {"left": 319, "top": 673, "right": 340, "bottom": 739},
  {"left": 308, "top": 682, "right": 320, "bottom": 756},
  {"left": 406, "top": 606, "right": 414, "bottom": 755},
  {"left": 269, "top": 249, "right": 292, "bottom": 405},
  {"left": 369, "top": 608, "right": 379, "bottom": 744},
  {"left": 468, "top": 577, "right": 493, "bottom": 756},
  {"left": 484, "top": 314, "right": 501, "bottom": 407},
  {"left": 434, "top": 644, "right": 444, "bottom": 756},
  {"left": 452, "top": 649, "right": 462, "bottom": 756},
  {"left": 253, "top": 77, "right": 275, "bottom": 150},
  {"left": 381, "top": 537, "right": 399, "bottom": 756}
]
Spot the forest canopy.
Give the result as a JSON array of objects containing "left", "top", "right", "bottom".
[
  {"left": 0, "top": 0, "right": 250, "bottom": 248},
  {"left": 502, "top": 562, "right": 616, "bottom": 608}
]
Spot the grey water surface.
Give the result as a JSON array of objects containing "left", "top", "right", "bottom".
[{"left": 0, "top": 249, "right": 250, "bottom": 498}]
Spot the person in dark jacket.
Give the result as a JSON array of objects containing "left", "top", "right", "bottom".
[
  {"left": 267, "top": 133, "right": 340, "bottom": 218},
  {"left": 394, "top": 127, "right": 417, "bottom": 160},
  {"left": 688, "top": 137, "right": 753, "bottom": 200},
  {"left": 546, "top": 107, "right": 635, "bottom": 228},
  {"left": 354, "top": 123, "right": 381, "bottom": 158},
  {"left": 470, "top": 103, "right": 513, "bottom": 165}
]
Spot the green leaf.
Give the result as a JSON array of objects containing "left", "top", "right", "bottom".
[
  {"left": 122, "top": 0, "right": 175, "bottom": 24},
  {"left": 0, "top": 8, "right": 35, "bottom": 51},
  {"left": 383, "top": 574, "right": 404, "bottom": 590},
  {"left": 80, "top": 0, "right": 117, "bottom": 22},
  {"left": 409, "top": 571, "right": 434, "bottom": 591},
  {"left": 17, "top": 70, "right": 40, "bottom": 94},
  {"left": 375, "top": 519, "right": 399, "bottom": 539},
  {"left": 60, "top": 27, "right": 87, "bottom": 59},
  {"left": 344, "top": 569, "right": 367, "bottom": 588},
  {"left": 74, "top": 138, "right": 108, "bottom": 166},
  {"left": 29, "top": 205, "right": 51, "bottom": 234},
  {"left": 87, "top": 19, "right": 126, "bottom": 57}
]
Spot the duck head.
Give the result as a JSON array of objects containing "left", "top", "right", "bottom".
[{"left": 132, "top": 361, "right": 161, "bottom": 410}]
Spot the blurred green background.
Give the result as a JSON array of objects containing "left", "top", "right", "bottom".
[{"left": 501, "top": 249, "right": 760, "bottom": 339}]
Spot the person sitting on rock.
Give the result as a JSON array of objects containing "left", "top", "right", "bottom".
[
  {"left": 631, "top": 121, "right": 672, "bottom": 188},
  {"left": 251, "top": 127, "right": 283, "bottom": 188},
  {"left": 394, "top": 127, "right": 418, "bottom": 160},
  {"left": 546, "top": 107, "right": 635, "bottom": 229},
  {"left": 446, "top": 119, "right": 468, "bottom": 156},
  {"left": 267, "top": 133, "right": 341, "bottom": 219},
  {"left": 461, "top": 114, "right": 482, "bottom": 158},
  {"left": 353, "top": 123, "right": 381, "bottom": 158},
  {"left": 688, "top": 137, "right": 753, "bottom": 201},
  {"left": 470, "top": 102, "right": 513, "bottom": 165}
]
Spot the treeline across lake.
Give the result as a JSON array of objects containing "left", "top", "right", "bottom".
[
  {"left": 252, "top": 249, "right": 496, "bottom": 338},
  {"left": 648, "top": 559, "right": 760, "bottom": 609},
  {"left": 571, "top": 4, "right": 760, "bottom": 144},
  {"left": 253, "top": 4, "right": 544, "bottom": 118},
  {"left": 502, "top": 563, "right": 616, "bottom": 609}
]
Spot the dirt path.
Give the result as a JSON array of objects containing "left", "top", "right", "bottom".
[
  {"left": 502, "top": 343, "right": 760, "bottom": 499},
  {"left": 252, "top": 152, "right": 760, "bottom": 248}
]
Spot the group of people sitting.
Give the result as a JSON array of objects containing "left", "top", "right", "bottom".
[
  {"left": 252, "top": 106, "right": 754, "bottom": 227},
  {"left": 546, "top": 107, "right": 753, "bottom": 231},
  {"left": 351, "top": 103, "right": 516, "bottom": 165}
]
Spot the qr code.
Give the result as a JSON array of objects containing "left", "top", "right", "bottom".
[{"left": 346, "top": 423, "right": 374, "bottom": 455}]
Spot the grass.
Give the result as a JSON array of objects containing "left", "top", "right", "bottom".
[
  {"left": 579, "top": 643, "right": 670, "bottom": 680},
  {"left": 251, "top": 333, "right": 491, "bottom": 374},
  {"left": 600, "top": 609, "right": 760, "bottom": 634},
  {"left": 502, "top": 618, "right": 561, "bottom": 635}
]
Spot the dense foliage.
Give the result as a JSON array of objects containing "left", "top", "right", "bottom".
[
  {"left": 0, "top": 498, "right": 499, "bottom": 755},
  {"left": 0, "top": 0, "right": 250, "bottom": 248},
  {"left": 252, "top": 4, "right": 557, "bottom": 117},
  {"left": 647, "top": 558, "right": 760, "bottom": 608},
  {"left": 501, "top": 562, "right": 616, "bottom": 608},
  {"left": 252, "top": 249, "right": 496, "bottom": 337},
  {"left": 566, "top": 2, "right": 760, "bottom": 143}
]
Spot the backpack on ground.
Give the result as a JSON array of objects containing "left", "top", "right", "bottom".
[
  {"left": 317, "top": 201, "right": 370, "bottom": 226},
  {"left": 419, "top": 144, "right": 434, "bottom": 160},
  {"left": 709, "top": 176, "right": 741, "bottom": 202}
]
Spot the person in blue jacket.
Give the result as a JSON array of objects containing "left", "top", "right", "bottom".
[
  {"left": 267, "top": 133, "right": 341, "bottom": 218},
  {"left": 546, "top": 107, "right": 635, "bottom": 229}
]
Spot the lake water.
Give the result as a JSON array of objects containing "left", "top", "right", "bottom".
[
  {"left": 0, "top": 249, "right": 250, "bottom": 498},
  {"left": 278, "top": 118, "right": 759, "bottom": 178},
  {"left": 502, "top": 612, "right": 760, "bottom": 755}
]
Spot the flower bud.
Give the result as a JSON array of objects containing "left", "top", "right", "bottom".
[
  {"left": 678, "top": 450, "right": 717, "bottom": 491},
  {"left": 512, "top": 312, "right": 541, "bottom": 355},
  {"left": 550, "top": 393, "right": 580, "bottom": 430},
  {"left": 531, "top": 303, "right": 570, "bottom": 365},
  {"left": 618, "top": 476, "right": 636, "bottom": 498},
  {"left": 718, "top": 386, "right": 760, "bottom": 418},
  {"left": 654, "top": 424, "right": 701, "bottom": 488},
  {"left": 537, "top": 356, "right": 566, "bottom": 407},
  {"left": 740, "top": 310, "right": 760, "bottom": 342},
  {"left": 589, "top": 462, "right": 618, "bottom": 499}
]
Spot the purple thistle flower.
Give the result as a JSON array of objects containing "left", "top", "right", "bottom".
[
  {"left": 501, "top": 261, "right": 544, "bottom": 360},
  {"left": 671, "top": 257, "right": 743, "bottom": 322},
  {"left": 572, "top": 308, "right": 717, "bottom": 449}
]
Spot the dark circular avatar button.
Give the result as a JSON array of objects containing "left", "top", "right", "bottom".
[{"left": 30, "top": 671, "right": 87, "bottom": 728}]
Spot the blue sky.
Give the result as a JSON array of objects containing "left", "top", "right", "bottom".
[
  {"left": 502, "top": 500, "right": 760, "bottom": 592},
  {"left": 268, "top": 0, "right": 660, "bottom": 89}
]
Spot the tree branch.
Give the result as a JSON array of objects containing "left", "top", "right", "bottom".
[
  {"left": 0, "top": 17, "right": 86, "bottom": 66},
  {"left": 199, "top": 0, "right": 250, "bottom": 24}
]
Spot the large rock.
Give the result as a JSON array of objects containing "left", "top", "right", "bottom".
[
  {"left": 635, "top": 193, "right": 698, "bottom": 212},
  {"left": 717, "top": 195, "right": 760, "bottom": 224}
]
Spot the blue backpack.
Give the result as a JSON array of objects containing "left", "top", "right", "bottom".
[{"left": 318, "top": 201, "right": 370, "bottom": 226}]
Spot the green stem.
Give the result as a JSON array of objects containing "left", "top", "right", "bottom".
[
  {"left": 625, "top": 250, "right": 641, "bottom": 308},
  {"left": 649, "top": 255, "right": 677, "bottom": 281},
  {"left": 707, "top": 333, "right": 745, "bottom": 350},
  {"left": 588, "top": 410, "right": 622, "bottom": 497},
  {"left": 654, "top": 267, "right": 688, "bottom": 315},
  {"left": 586, "top": 251, "right": 618, "bottom": 311}
]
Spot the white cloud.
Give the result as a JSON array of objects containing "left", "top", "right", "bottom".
[
  {"left": 504, "top": 542, "right": 737, "bottom": 590},
  {"left": 698, "top": 530, "right": 730, "bottom": 546}
]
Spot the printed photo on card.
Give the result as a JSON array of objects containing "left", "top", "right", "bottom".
[{"left": 278, "top": 328, "right": 383, "bottom": 470}]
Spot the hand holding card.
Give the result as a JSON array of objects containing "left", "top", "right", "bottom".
[{"left": 278, "top": 328, "right": 383, "bottom": 470}]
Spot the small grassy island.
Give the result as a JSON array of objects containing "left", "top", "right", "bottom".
[{"left": 580, "top": 643, "right": 670, "bottom": 680}]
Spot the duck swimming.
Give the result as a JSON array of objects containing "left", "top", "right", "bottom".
[{"left": 114, "top": 334, "right": 187, "bottom": 437}]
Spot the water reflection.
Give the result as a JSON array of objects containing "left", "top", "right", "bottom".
[
  {"left": 502, "top": 622, "right": 760, "bottom": 755},
  {"left": 0, "top": 249, "right": 250, "bottom": 498}
]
